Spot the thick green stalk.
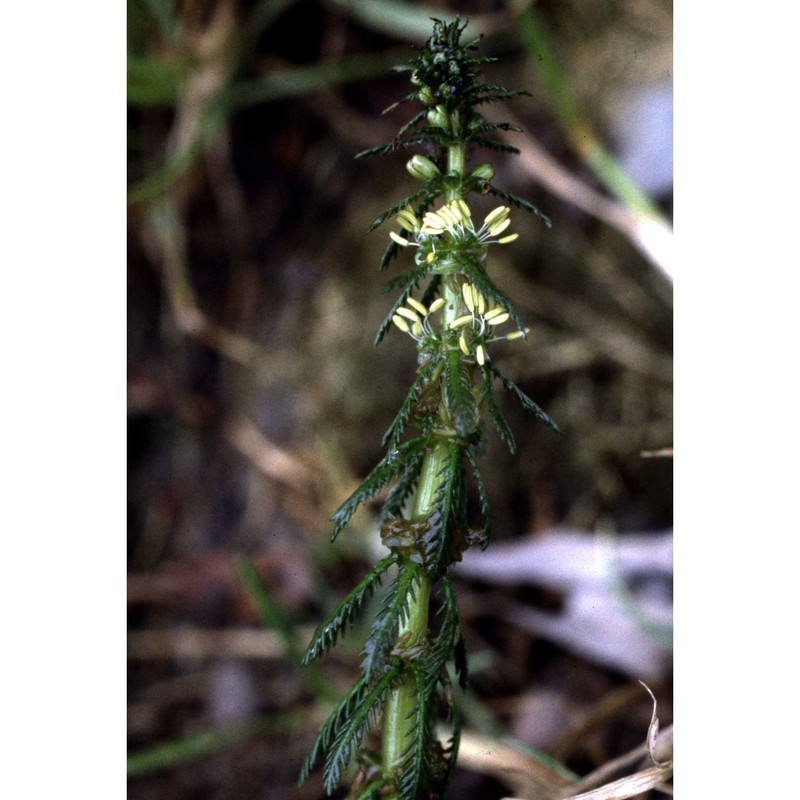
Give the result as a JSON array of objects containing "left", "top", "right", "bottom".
[{"left": 381, "top": 140, "right": 466, "bottom": 784}]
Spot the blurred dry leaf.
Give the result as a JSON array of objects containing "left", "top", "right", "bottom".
[
  {"left": 558, "top": 763, "right": 672, "bottom": 799},
  {"left": 455, "top": 529, "right": 672, "bottom": 680},
  {"left": 454, "top": 728, "right": 573, "bottom": 800}
]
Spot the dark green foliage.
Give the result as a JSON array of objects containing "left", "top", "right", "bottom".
[
  {"left": 479, "top": 364, "right": 516, "bottom": 453},
  {"left": 379, "top": 445, "right": 427, "bottom": 523},
  {"left": 321, "top": 667, "right": 402, "bottom": 794},
  {"left": 466, "top": 138, "right": 520, "bottom": 154},
  {"left": 396, "top": 668, "right": 438, "bottom": 800},
  {"left": 302, "top": 554, "right": 399, "bottom": 665},
  {"left": 424, "top": 577, "right": 463, "bottom": 690},
  {"left": 463, "top": 121, "right": 523, "bottom": 143},
  {"left": 361, "top": 561, "right": 421, "bottom": 681},
  {"left": 486, "top": 185, "right": 552, "bottom": 228},
  {"left": 360, "top": 18, "right": 551, "bottom": 234},
  {"left": 382, "top": 263, "right": 432, "bottom": 294},
  {"left": 488, "top": 363, "right": 562, "bottom": 434},
  {"left": 367, "top": 188, "right": 432, "bottom": 233},
  {"left": 300, "top": 677, "right": 368, "bottom": 785},
  {"left": 330, "top": 436, "right": 428, "bottom": 541},
  {"left": 465, "top": 447, "right": 492, "bottom": 548},
  {"left": 382, "top": 357, "right": 440, "bottom": 450},
  {"left": 421, "top": 441, "right": 464, "bottom": 577},
  {"left": 443, "top": 343, "right": 477, "bottom": 436}
]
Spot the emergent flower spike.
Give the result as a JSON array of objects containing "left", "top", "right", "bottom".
[{"left": 301, "top": 18, "right": 559, "bottom": 800}]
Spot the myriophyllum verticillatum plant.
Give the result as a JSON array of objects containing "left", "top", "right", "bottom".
[{"left": 299, "top": 18, "right": 559, "bottom": 800}]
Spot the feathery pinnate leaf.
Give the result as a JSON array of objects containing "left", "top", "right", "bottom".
[
  {"left": 330, "top": 437, "right": 428, "bottom": 541},
  {"left": 361, "top": 560, "right": 421, "bottom": 681},
  {"left": 488, "top": 363, "right": 561, "bottom": 433},
  {"left": 302, "top": 554, "right": 399, "bottom": 665}
]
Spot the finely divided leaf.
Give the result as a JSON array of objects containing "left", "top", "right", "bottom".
[
  {"left": 442, "top": 702, "right": 462, "bottom": 785},
  {"left": 302, "top": 553, "right": 399, "bottom": 665},
  {"left": 382, "top": 357, "right": 440, "bottom": 450},
  {"left": 397, "top": 668, "right": 437, "bottom": 800},
  {"left": 331, "top": 437, "right": 428, "bottom": 540},
  {"left": 469, "top": 137, "right": 520, "bottom": 154},
  {"left": 443, "top": 344, "right": 476, "bottom": 436},
  {"left": 464, "top": 121, "right": 523, "bottom": 143},
  {"left": 367, "top": 188, "right": 430, "bottom": 233},
  {"left": 361, "top": 560, "right": 420, "bottom": 681},
  {"left": 322, "top": 668, "right": 400, "bottom": 794},
  {"left": 465, "top": 446, "right": 492, "bottom": 548},
  {"left": 380, "top": 444, "right": 427, "bottom": 523},
  {"left": 422, "top": 441, "right": 463, "bottom": 576},
  {"left": 487, "top": 185, "right": 552, "bottom": 228},
  {"left": 479, "top": 364, "right": 515, "bottom": 453},
  {"left": 489, "top": 363, "right": 561, "bottom": 433},
  {"left": 355, "top": 143, "right": 394, "bottom": 159},
  {"left": 423, "top": 577, "right": 460, "bottom": 692},
  {"left": 299, "top": 677, "right": 366, "bottom": 785}
]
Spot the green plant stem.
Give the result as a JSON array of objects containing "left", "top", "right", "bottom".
[{"left": 381, "top": 139, "right": 466, "bottom": 785}]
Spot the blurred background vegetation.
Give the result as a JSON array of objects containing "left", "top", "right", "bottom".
[{"left": 127, "top": 1, "right": 672, "bottom": 798}]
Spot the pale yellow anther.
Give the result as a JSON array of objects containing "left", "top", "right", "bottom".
[
  {"left": 438, "top": 204, "right": 460, "bottom": 227},
  {"left": 397, "top": 205, "right": 419, "bottom": 228},
  {"left": 396, "top": 212, "right": 418, "bottom": 233},
  {"left": 449, "top": 314, "right": 474, "bottom": 329},
  {"left": 462, "top": 282, "right": 475, "bottom": 312},
  {"left": 455, "top": 199, "right": 471, "bottom": 219},
  {"left": 474, "top": 289, "right": 486, "bottom": 314},
  {"left": 505, "top": 329, "right": 528, "bottom": 340},
  {"left": 396, "top": 307, "right": 421, "bottom": 323},
  {"left": 392, "top": 314, "right": 410, "bottom": 333},
  {"left": 426, "top": 251, "right": 436, "bottom": 263},
  {"left": 423, "top": 210, "right": 447, "bottom": 229},
  {"left": 483, "top": 205, "right": 510, "bottom": 229},
  {"left": 406, "top": 297, "right": 428, "bottom": 316},
  {"left": 459, "top": 333, "right": 470, "bottom": 355},
  {"left": 483, "top": 307, "right": 506, "bottom": 321},
  {"left": 487, "top": 217, "right": 511, "bottom": 237},
  {"left": 476, "top": 345, "right": 486, "bottom": 365},
  {"left": 428, "top": 298, "right": 445, "bottom": 313},
  {"left": 389, "top": 231, "right": 410, "bottom": 247},
  {"left": 487, "top": 312, "right": 510, "bottom": 326},
  {"left": 498, "top": 233, "right": 519, "bottom": 244},
  {"left": 411, "top": 322, "right": 423, "bottom": 337}
]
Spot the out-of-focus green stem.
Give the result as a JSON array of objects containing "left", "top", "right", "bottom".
[
  {"left": 513, "top": 4, "right": 665, "bottom": 221},
  {"left": 381, "top": 137, "right": 466, "bottom": 783}
]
